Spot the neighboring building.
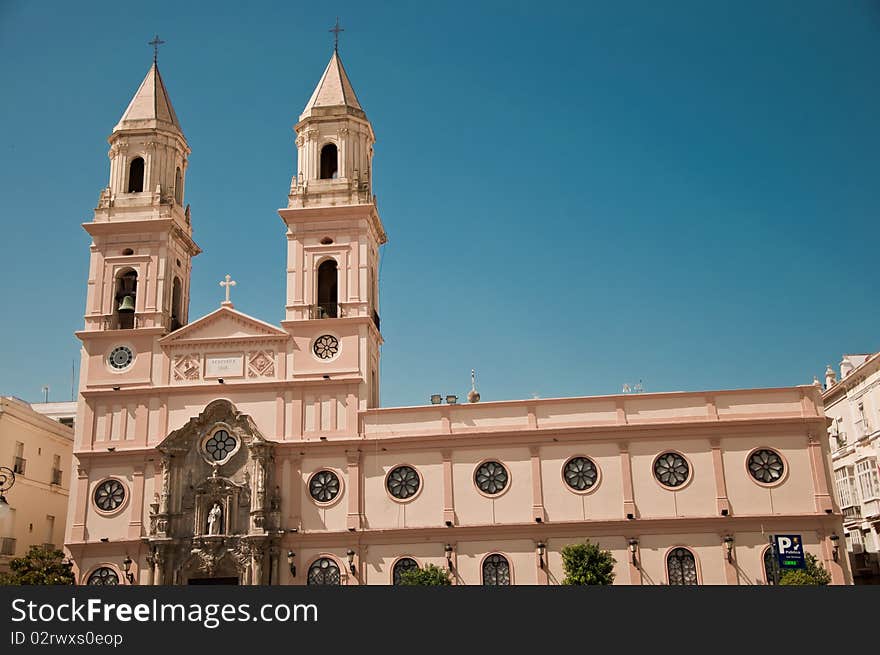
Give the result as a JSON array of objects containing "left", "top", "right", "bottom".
[
  {"left": 823, "top": 352, "right": 880, "bottom": 583},
  {"left": 64, "top": 45, "right": 850, "bottom": 586},
  {"left": 0, "top": 397, "right": 75, "bottom": 572}
]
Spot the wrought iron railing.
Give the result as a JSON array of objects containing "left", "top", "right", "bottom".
[
  {"left": 51, "top": 469, "right": 63, "bottom": 486},
  {"left": 0, "top": 538, "right": 16, "bottom": 556},
  {"left": 13, "top": 457, "right": 26, "bottom": 475},
  {"left": 310, "top": 303, "right": 338, "bottom": 319}
]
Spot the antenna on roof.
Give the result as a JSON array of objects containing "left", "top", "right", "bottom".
[{"left": 42, "top": 385, "right": 49, "bottom": 403}]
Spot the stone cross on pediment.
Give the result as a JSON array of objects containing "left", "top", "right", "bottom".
[{"left": 220, "top": 274, "right": 236, "bottom": 308}]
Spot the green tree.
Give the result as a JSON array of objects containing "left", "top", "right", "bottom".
[
  {"left": 561, "top": 541, "right": 616, "bottom": 585},
  {"left": 778, "top": 553, "right": 831, "bottom": 586},
  {"left": 397, "top": 563, "right": 452, "bottom": 586},
  {"left": 0, "top": 545, "right": 75, "bottom": 585}
]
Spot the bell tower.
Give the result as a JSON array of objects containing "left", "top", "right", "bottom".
[
  {"left": 279, "top": 46, "right": 386, "bottom": 410},
  {"left": 82, "top": 57, "right": 200, "bottom": 335}
]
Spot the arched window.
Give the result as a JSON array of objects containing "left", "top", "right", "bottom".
[
  {"left": 307, "top": 558, "right": 341, "bottom": 586},
  {"left": 763, "top": 547, "right": 777, "bottom": 585},
  {"left": 171, "top": 277, "right": 183, "bottom": 331},
  {"left": 667, "top": 548, "right": 698, "bottom": 585},
  {"left": 87, "top": 567, "right": 119, "bottom": 585},
  {"left": 392, "top": 558, "right": 420, "bottom": 585},
  {"left": 174, "top": 166, "right": 183, "bottom": 204},
  {"left": 128, "top": 157, "right": 145, "bottom": 192},
  {"left": 316, "top": 259, "right": 338, "bottom": 318},
  {"left": 320, "top": 143, "right": 338, "bottom": 179},
  {"left": 482, "top": 554, "right": 511, "bottom": 586},
  {"left": 114, "top": 269, "right": 138, "bottom": 329}
]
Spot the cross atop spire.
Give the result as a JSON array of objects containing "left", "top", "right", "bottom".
[
  {"left": 329, "top": 17, "right": 344, "bottom": 52},
  {"left": 148, "top": 34, "right": 165, "bottom": 65}
]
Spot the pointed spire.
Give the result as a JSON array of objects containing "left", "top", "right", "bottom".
[
  {"left": 300, "top": 50, "right": 365, "bottom": 121},
  {"left": 114, "top": 63, "right": 183, "bottom": 135}
]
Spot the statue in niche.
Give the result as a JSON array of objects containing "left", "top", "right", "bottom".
[{"left": 207, "top": 502, "right": 222, "bottom": 535}]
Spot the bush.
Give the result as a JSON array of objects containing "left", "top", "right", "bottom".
[
  {"left": 0, "top": 545, "right": 75, "bottom": 585},
  {"left": 561, "top": 541, "right": 616, "bottom": 585},
  {"left": 397, "top": 563, "right": 452, "bottom": 586},
  {"left": 778, "top": 553, "right": 831, "bottom": 586}
]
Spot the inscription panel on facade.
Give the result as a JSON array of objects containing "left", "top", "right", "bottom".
[{"left": 205, "top": 354, "right": 244, "bottom": 378}]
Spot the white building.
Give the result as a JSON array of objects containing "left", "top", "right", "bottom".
[{"left": 823, "top": 352, "right": 880, "bottom": 583}]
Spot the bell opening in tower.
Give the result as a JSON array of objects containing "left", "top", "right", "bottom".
[
  {"left": 171, "top": 276, "right": 183, "bottom": 331},
  {"left": 114, "top": 269, "right": 138, "bottom": 329},
  {"left": 320, "top": 143, "right": 338, "bottom": 179},
  {"left": 127, "top": 157, "right": 145, "bottom": 193},
  {"left": 317, "top": 259, "right": 338, "bottom": 318}
]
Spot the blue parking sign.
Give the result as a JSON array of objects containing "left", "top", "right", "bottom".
[{"left": 774, "top": 534, "right": 806, "bottom": 570}]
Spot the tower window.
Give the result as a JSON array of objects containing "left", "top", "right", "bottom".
[
  {"left": 320, "top": 144, "right": 338, "bottom": 180},
  {"left": 127, "top": 157, "right": 145, "bottom": 193},
  {"left": 171, "top": 276, "right": 183, "bottom": 331},
  {"left": 316, "top": 259, "right": 338, "bottom": 318},
  {"left": 122, "top": 248, "right": 134, "bottom": 256},
  {"left": 174, "top": 167, "right": 183, "bottom": 204},
  {"left": 114, "top": 269, "right": 137, "bottom": 329}
]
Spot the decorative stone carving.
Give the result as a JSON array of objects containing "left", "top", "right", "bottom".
[
  {"left": 247, "top": 351, "right": 275, "bottom": 378},
  {"left": 207, "top": 503, "right": 222, "bottom": 535},
  {"left": 172, "top": 354, "right": 201, "bottom": 381}
]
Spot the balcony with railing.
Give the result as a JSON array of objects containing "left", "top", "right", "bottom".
[
  {"left": 855, "top": 419, "right": 873, "bottom": 439},
  {"left": 12, "top": 457, "right": 26, "bottom": 475},
  {"left": 863, "top": 498, "right": 880, "bottom": 519},
  {"left": 51, "top": 469, "right": 62, "bottom": 486},
  {"left": 843, "top": 505, "right": 862, "bottom": 523},
  {"left": 310, "top": 303, "right": 338, "bottom": 319},
  {"left": 0, "top": 538, "right": 16, "bottom": 556}
]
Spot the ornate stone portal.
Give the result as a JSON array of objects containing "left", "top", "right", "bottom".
[{"left": 146, "top": 399, "right": 282, "bottom": 584}]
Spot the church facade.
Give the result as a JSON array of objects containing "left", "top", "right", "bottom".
[{"left": 65, "top": 47, "right": 851, "bottom": 585}]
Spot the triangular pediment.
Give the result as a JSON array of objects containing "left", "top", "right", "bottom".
[{"left": 159, "top": 306, "right": 288, "bottom": 346}]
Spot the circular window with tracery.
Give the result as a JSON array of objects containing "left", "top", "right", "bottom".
[
  {"left": 93, "top": 479, "right": 126, "bottom": 512},
  {"left": 309, "top": 470, "right": 341, "bottom": 503},
  {"left": 653, "top": 452, "right": 690, "bottom": 488},
  {"left": 204, "top": 429, "right": 237, "bottom": 462},
  {"left": 313, "top": 335, "right": 339, "bottom": 360},
  {"left": 307, "top": 558, "right": 341, "bottom": 585},
  {"left": 475, "top": 461, "right": 509, "bottom": 495},
  {"left": 108, "top": 346, "right": 134, "bottom": 370},
  {"left": 87, "top": 567, "right": 119, "bottom": 585},
  {"left": 392, "top": 557, "right": 420, "bottom": 585},
  {"left": 386, "top": 465, "right": 420, "bottom": 500},
  {"left": 563, "top": 456, "right": 598, "bottom": 492},
  {"left": 748, "top": 449, "right": 785, "bottom": 485}
]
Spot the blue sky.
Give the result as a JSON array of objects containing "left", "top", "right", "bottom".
[{"left": 0, "top": 1, "right": 877, "bottom": 407}]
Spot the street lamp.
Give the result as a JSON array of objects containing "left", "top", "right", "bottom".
[
  {"left": 628, "top": 538, "right": 639, "bottom": 565},
  {"left": 536, "top": 541, "right": 546, "bottom": 569},
  {"left": 287, "top": 551, "right": 296, "bottom": 578},
  {"left": 830, "top": 534, "right": 840, "bottom": 562},
  {"left": 723, "top": 535, "right": 735, "bottom": 562},
  {"left": 445, "top": 543, "right": 454, "bottom": 571},
  {"left": 122, "top": 555, "right": 135, "bottom": 584},
  {"left": 346, "top": 548, "right": 356, "bottom": 574}
]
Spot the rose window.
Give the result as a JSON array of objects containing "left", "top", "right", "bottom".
[
  {"left": 563, "top": 457, "right": 598, "bottom": 491},
  {"left": 748, "top": 449, "right": 784, "bottom": 484},
  {"left": 313, "top": 335, "right": 339, "bottom": 360},
  {"left": 654, "top": 452, "right": 690, "bottom": 487},
  {"left": 94, "top": 479, "right": 125, "bottom": 512},
  {"left": 204, "top": 430, "right": 237, "bottom": 462},
  {"left": 309, "top": 470, "right": 341, "bottom": 503},
  {"left": 386, "top": 465, "right": 420, "bottom": 500},
  {"left": 475, "top": 461, "right": 509, "bottom": 495}
]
